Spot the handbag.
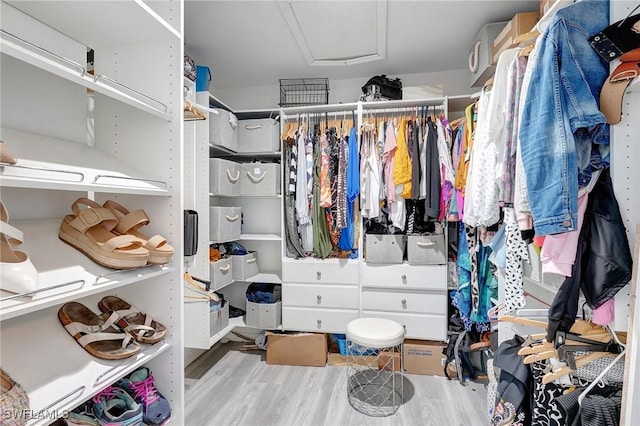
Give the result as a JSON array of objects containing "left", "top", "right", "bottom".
[
  {"left": 590, "top": 10, "right": 640, "bottom": 62},
  {"left": 361, "top": 75, "right": 403, "bottom": 100},
  {"left": 184, "top": 210, "right": 198, "bottom": 257}
]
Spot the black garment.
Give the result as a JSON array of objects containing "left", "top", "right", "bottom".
[
  {"left": 531, "top": 362, "right": 565, "bottom": 426},
  {"left": 410, "top": 120, "right": 422, "bottom": 200},
  {"left": 492, "top": 335, "right": 532, "bottom": 426},
  {"left": 547, "top": 168, "right": 632, "bottom": 341},
  {"left": 423, "top": 119, "right": 441, "bottom": 220},
  {"left": 555, "top": 384, "right": 622, "bottom": 426}
]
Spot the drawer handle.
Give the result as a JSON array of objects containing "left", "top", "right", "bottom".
[
  {"left": 317, "top": 295, "right": 322, "bottom": 304},
  {"left": 401, "top": 274, "right": 407, "bottom": 283},
  {"left": 225, "top": 214, "right": 239, "bottom": 221},
  {"left": 317, "top": 319, "right": 322, "bottom": 328},
  {"left": 225, "top": 169, "right": 240, "bottom": 183},
  {"left": 245, "top": 125, "right": 263, "bottom": 130},
  {"left": 416, "top": 241, "right": 437, "bottom": 248},
  {"left": 219, "top": 264, "right": 231, "bottom": 272},
  {"left": 401, "top": 299, "right": 407, "bottom": 309},
  {"left": 247, "top": 171, "right": 267, "bottom": 183},
  {"left": 316, "top": 271, "right": 321, "bottom": 280},
  {"left": 246, "top": 258, "right": 257, "bottom": 264}
]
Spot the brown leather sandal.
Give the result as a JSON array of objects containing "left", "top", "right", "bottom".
[
  {"left": 103, "top": 200, "right": 174, "bottom": 265},
  {"left": 97, "top": 296, "right": 166, "bottom": 344},
  {"left": 58, "top": 302, "right": 140, "bottom": 360},
  {"left": 59, "top": 198, "right": 149, "bottom": 269}
]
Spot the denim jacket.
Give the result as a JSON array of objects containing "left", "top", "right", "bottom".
[{"left": 519, "top": 0, "right": 609, "bottom": 236}]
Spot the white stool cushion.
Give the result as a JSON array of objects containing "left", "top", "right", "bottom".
[{"left": 346, "top": 318, "right": 405, "bottom": 349}]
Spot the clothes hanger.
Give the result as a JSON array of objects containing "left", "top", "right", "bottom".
[
  {"left": 519, "top": 45, "right": 534, "bottom": 58},
  {"left": 184, "top": 272, "right": 219, "bottom": 302},
  {"left": 541, "top": 351, "right": 615, "bottom": 384},
  {"left": 513, "top": 30, "right": 540, "bottom": 46}
]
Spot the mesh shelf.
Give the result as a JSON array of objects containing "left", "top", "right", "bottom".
[{"left": 279, "top": 78, "right": 329, "bottom": 107}]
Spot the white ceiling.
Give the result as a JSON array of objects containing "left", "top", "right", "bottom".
[{"left": 185, "top": 0, "right": 539, "bottom": 90}]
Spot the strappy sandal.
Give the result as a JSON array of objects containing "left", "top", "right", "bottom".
[
  {"left": 0, "top": 140, "right": 17, "bottom": 165},
  {"left": 59, "top": 198, "right": 149, "bottom": 269},
  {"left": 98, "top": 296, "right": 166, "bottom": 344},
  {"left": 103, "top": 200, "right": 174, "bottom": 265},
  {"left": 58, "top": 301, "right": 140, "bottom": 360},
  {"left": 0, "top": 200, "right": 38, "bottom": 295}
]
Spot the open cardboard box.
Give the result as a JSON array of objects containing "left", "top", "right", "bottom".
[{"left": 266, "top": 331, "right": 328, "bottom": 367}]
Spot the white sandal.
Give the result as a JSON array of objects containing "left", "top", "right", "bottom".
[{"left": 0, "top": 200, "right": 38, "bottom": 295}]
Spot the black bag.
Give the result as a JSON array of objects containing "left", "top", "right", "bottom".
[
  {"left": 184, "top": 209, "right": 198, "bottom": 257},
  {"left": 590, "top": 12, "right": 640, "bottom": 62},
  {"left": 361, "top": 75, "right": 402, "bottom": 100}
]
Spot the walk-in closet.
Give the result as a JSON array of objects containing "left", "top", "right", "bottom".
[{"left": 1, "top": 1, "right": 639, "bottom": 425}]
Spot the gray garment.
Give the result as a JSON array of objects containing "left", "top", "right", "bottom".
[
  {"left": 336, "top": 136, "right": 348, "bottom": 229},
  {"left": 424, "top": 120, "right": 441, "bottom": 220},
  {"left": 296, "top": 133, "right": 313, "bottom": 251},
  {"left": 284, "top": 144, "right": 306, "bottom": 258},
  {"left": 410, "top": 121, "right": 421, "bottom": 200}
]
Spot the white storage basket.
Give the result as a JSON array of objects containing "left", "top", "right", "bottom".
[
  {"left": 365, "top": 234, "right": 405, "bottom": 264},
  {"left": 237, "top": 118, "right": 280, "bottom": 153},
  {"left": 407, "top": 234, "right": 446, "bottom": 265},
  {"left": 240, "top": 163, "right": 281, "bottom": 196},
  {"left": 210, "top": 257, "right": 233, "bottom": 290},
  {"left": 209, "top": 206, "right": 241, "bottom": 243},
  {"left": 210, "top": 109, "right": 238, "bottom": 152},
  {"left": 231, "top": 252, "right": 259, "bottom": 281},
  {"left": 210, "top": 158, "right": 241, "bottom": 196}
]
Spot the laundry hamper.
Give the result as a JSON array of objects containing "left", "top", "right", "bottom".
[{"left": 346, "top": 318, "right": 405, "bottom": 417}]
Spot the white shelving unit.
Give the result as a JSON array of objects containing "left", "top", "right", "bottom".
[{"left": 0, "top": 1, "right": 183, "bottom": 424}]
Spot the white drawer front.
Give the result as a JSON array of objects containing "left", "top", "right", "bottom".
[
  {"left": 283, "top": 284, "right": 359, "bottom": 309},
  {"left": 283, "top": 261, "right": 359, "bottom": 284},
  {"left": 282, "top": 307, "right": 358, "bottom": 333},
  {"left": 362, "top": 289, "right": 446, "bottom": 315},
  {"left": 361, "top": 311, "right": 447, "bottom": 341},
  {"left": 361, "top": 264, "right": 446, "bottom": 290}
]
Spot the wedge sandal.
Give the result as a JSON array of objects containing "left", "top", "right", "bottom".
[
  {"left": 103, "top": 200, "right": 174, "bottom": 265},
  {"left": 98, "top": 296, "right": 167, "bottom": 344},
  {"left": 58, "top": 301, "right": 140, "bottom": 360},
  {"left": 59, "top": 198, "right": 149, "bottom": 269}
]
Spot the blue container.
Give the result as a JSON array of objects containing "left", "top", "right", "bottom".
[
  {"left": 195, "top": 65, "right": 211, "bottom": 92},
  {"left": 334, "top": 334, "right": 377, "bottom": 356}
]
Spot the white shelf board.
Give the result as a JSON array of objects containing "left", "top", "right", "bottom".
[
  {"left": 283, "top": 257, "right": 359, "bottom": 265},
  {"left": 238, "top": 272, "right": 282, "bottom": 284},
  {"left": 0, "top": 305, "right": 172, "bottom": 426},
  {"left": 209, "top": 193, "right": 282, "bottom": 199},
  {"left": 6, "top": 0, "right": 179, "bottom": 50},
  {"left": 240, "top": 233, "right": 282, "bottom": 241},
  {"left": 0, "top": 219, "right": 173, "bottom": 321},
  {"left": 207, "top": 92, "right": 234, "bottom": 112},
  {"left": 208, "top": 317, "right": 242, "bottom": 347},
  {"left": 208, "top": 143, "right": 281, "bottom": 158},
  {"left": 0, "top": 38, "right": 171, "bottom": 121},
  {"left": 0, "top": 128, "right": 169, "bottom": 196}
]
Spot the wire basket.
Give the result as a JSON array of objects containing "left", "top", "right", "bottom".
[{"left": 279, "top": 78, "right": 329, "bottom": 107}]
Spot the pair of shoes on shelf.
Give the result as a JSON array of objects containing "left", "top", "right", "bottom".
[
  {"left": 58, "top": 296, "right": 166, "bottom": 360},
  {"left": 67, "top": 368, "right": 170, "bottom": 426},
  {"left": 0, "top": 139, "right": 17, "bottom": 165},
  {"left": 59, "top": 198, "right": 174, "bottom": 270},
  {"left": 0, "top": 200, "right": 39, "bottom": 296},
  {"left": 0, "top": 369, "right": 30, "bottom": 426}
]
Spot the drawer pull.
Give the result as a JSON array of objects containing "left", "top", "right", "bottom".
[
  {"left": 401, "top": 299, "right": 407, "bottom": 309},
  {"left": 316, "top": 271, "right": 321, "bottom": 280},
  {"left": 218, "top": 264, "right": 231, "bottom": 272},
  {"left": 417, "top": 241, "right": 437, "bottom": 248},
  {"left": 317, "top": 319, "right": 322, "bottom": 328},
  {"left": 401, "top": 274, "right": 407, "bottom": 283},
  {"left": 225, "top": 214, "right": 239, "bottom": 221},
  {"left": 247, "top": 171, "right": 267, "bottom": 183},
  {"left": 246, "top": 258, "right": 257, "bottom": 264},
  {"left": 245, "top": 125, "right": 263, "bottom": 130},
  {"left": 317, "top": 295, "right": 322, "bottom": 304},
  {"left": 225, "top": 169, "right": 240, "bottom": 183}
]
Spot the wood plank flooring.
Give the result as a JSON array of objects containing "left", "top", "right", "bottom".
[{"left": 185, "top": 342, "right": 489, "bottom": 426}]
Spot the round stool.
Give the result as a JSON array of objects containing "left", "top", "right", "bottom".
[{"left": 346, "top": 318, "right": 405, "bottom": 417}]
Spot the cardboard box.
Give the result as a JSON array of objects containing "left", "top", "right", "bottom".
[
  {"left": 266, "top": 332, "right": 328, "bottom": 367},
  {"left": 403, "top": 339, "right": 447, "bottom": 376},
  {"left": 327, "top": 339, "right": 378, "bottom": 367},
  {"left": 492, "top": 12, "right": 540, "bottom": 64},
  {"left": 540, "top": 0, "right": 557, "bottom": 17},
  {"left": 378, "top": 351, "right": 402, "bottom": 371}
]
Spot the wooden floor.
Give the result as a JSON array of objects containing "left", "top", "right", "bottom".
[{"left": 185, "top": 342, "right": 489, "bottom": 426}]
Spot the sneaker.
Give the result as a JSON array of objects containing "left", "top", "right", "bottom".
[
  {"left": 116, "top": 368, "right": 171, "bottom": 425},
  {"left": 67, "top": 401, "right": 99, "bottom": 426},
  {"left": 91, "top": 386, "right": 143, "bottom": 426}
]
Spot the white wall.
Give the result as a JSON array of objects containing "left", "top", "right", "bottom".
[{"left": 213, "top": 68, "right": 472, "bottom": 110}]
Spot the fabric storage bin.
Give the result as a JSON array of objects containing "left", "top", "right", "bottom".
[
  {"left": 469, "top": 21, "right": 507, "bottom": 87},
  {"left": 237, "top": 118, "right": 280, "bottom": 153},
  {"left": 231, "top": 252, "right": 259, "bottom": 281},
  {"left": 407, "top": 234, "right": 446, "bottom": 265},
  {"left": 210, "top": 158, "right": 241, "bottom": 196},
  {"left": 210, "top": 257, "right": 233, "bottom": 289},
  {"left": 365, "top": 234, "right": 405, "bottom": 264},
  {"left": 240, "top": 163, "right": 281, "bottom": 196},
  {"left": 246, "top": 300, "right": 282, "bottom": 329},
  {"left": 210, "top": 109, "right": 238, "bottom": 152},
  {"left": 209, "top": 206, "right": 241, "bottom": 243},
  {"left": 210, "top": 300, "right": 230, "bottom": 336}
]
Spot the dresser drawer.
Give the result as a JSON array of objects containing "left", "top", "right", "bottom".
[
  {"left": 282, "top": 307, "right": 358, "bottom": 333},
  {"left": 282, "top": 260, "right": 359, "bottom": 285},
  {"left": 361, "top": 264, "right": 446, "bottom": 290},
  {"left": 283, "top": 284, "right": 359, "bottom": 309},
  {"left": 361, "top": 289, "right": 446, "bottom": 315},
  {"left": 361, "top": 311, "right": 447, "bottom": 341}
]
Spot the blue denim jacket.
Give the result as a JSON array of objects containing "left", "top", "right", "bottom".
[{"left": 519, "top": 0, "right": 609, "bottom": 236}]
